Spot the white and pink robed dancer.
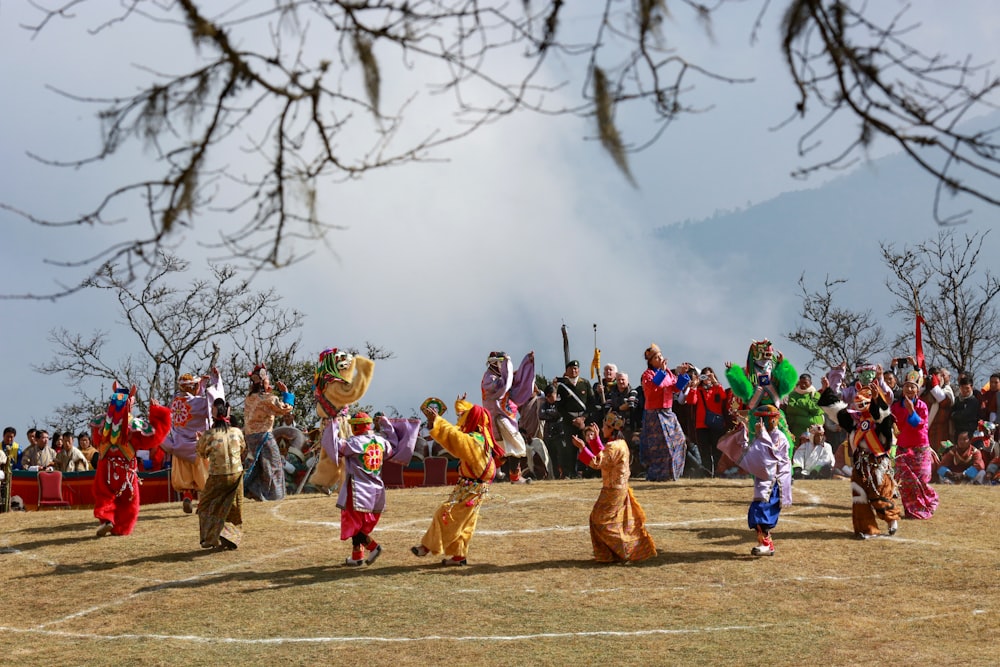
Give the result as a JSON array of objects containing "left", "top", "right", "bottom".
[{"left": 481, "top": 351, "right": 535, "bottom": 483}]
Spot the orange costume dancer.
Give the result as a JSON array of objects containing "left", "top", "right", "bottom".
[{"left": 91, "top": 383, "right": 172, "bottom": 537}]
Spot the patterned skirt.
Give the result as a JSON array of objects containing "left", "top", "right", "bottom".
[
  {"left": 640, "top": 408, "right": 686, "bottom": 481},
  {"left": 198, "top": 473, "right": 243, "bottom": 548},
  {"left": 895, "top": 446, "right": 939, "bottom": 519},
  {"left": 244, "top": 431, "right": 286, "bottom": 501},
  {"left": 590, "top": 487, "right": 657, "bottom": 563}
]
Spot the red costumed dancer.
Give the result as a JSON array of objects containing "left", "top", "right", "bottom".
[{"left": 91, "top": 383, "right": 172, "bottom": 537}]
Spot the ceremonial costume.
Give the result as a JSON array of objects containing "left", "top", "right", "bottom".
[
  {"left": 729, "top": 405, "right": 792, "bottom": 556},
  {"left": 577, "top": 413, "right": 656, "bottom": 563},
  {"left": 891, "top": 371, "right": 939, "bottom": 519},
  {"left": 481, "top": 351, "right": 535, "bottom": 482},
  {"left": 91, "top": 384, "right": 171, "bottom": 537},
  {"left": 725, "top": 340, "right": 797, "bottom": 458},
  {"left": 414, "top": 401, "right": 502, "bottom": 565},
  {"left": 323, "top": 413, "right": 417, "bottom": 565},
  {"left": 164, "top": 369, "right": 223, "bottom": 512},
  {"left": 639, "top": 343, "right": 691, "bottom": 481},
  {"left": 310, "top": 348, "right": 376, "bottom": 491},
  {"left": 820, "top": 382, "right": 901, "bottom": 538},
  {"left": 196, "top": 401, "right": 247, "bottom": 549},
  {"left": 243, "top": 364, "right": 295, "bottom": 501}
]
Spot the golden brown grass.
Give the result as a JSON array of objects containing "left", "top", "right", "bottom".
[{"left": 2, "top": 478, "right": 998, "bottom": 666}]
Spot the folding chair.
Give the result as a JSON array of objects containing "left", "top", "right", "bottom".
[
  {"left": 37, "top": 470, "right": 72, "bottom": 510},
  {"left": 382, "top": 460, "right": 406, "bottom": 489},
  {"left": 422, "top": 456, "right": 449, "bottom": 487}
]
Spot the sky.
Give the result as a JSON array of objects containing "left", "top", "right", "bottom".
[{"left": 2, "top": 1, "right": 999, "bottom": 430}]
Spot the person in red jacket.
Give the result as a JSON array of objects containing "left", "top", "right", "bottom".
[{"left": 91, "top": 383, "right": 171, "bottom": 537}]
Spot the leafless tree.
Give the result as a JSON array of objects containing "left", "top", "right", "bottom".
[
  {"left": 35, "top": 253, "right": 305, "bottom": 422},
  {"left": 787, "top": 274, "right": 888, "bottom": 375},
  {"left": 5, "top": 1, "right": 998, "bottom": 297},
  {"left": 881, "top": 229, "right": 1000, "bottom": 378},
  {"left": 779, "top": 1, "right": 1000, "bottom": 226}
]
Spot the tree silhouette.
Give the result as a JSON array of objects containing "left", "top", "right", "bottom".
[{"left": 6, "top": 1, "right": 998, "bottom": 297}]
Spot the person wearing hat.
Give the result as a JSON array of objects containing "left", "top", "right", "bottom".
[
  {"left": 323, "top": 411, "right": 415, "bottom": 566},
  {"left": 481, "top": 350, "right": 535, "bottom": 483},
  {"left": 572, "top": 411, "right": 657, "bottom": 563},
  {"left": 92, "top": 383, "right": 172, "bottom": 537},
  {"left": 553, "top": 359, "right": 596, "bottom": 479},
  {"left": 820, "top": 375, "right": 901, "bottom": 538},
  {"left": 639, "top": 343, "right": 692, "bottom": 481},
  {"left": 730, "top": 404, "right": 793, "bottom": 556},
  {"left": 413, "top": 398, "right": 505, "bottom": 566},
  {"left": 891, "top": 369, "right": 939, "bottom": 520},
  {"left": 163, "top": 368, "right": 224, "bottom": 514},
  {"left": 243, "top": 363, "right": 295, "bottom": 502}
]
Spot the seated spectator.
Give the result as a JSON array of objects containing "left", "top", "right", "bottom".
[
  {"left": 78, "top": 432, "right": 99, "bottom": 470},
  {"left": 54, "top": 432, "right": 91, "bottom": 472},
  {"left": 939, "top": 431, "right": 986, "bottom": 484},
  {"left": 2, "top": 427, "right": 21, "bottom": 470},
  {"left": 792, "top": 424, "right": 835, "bottom": 479},
  {"left": 20, "top": 429, "right": 55, "bottom": 470}
]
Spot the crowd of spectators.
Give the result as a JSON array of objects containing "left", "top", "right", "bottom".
[{"left": 5, "top": 355, "right": 1000, "bottom": 510}]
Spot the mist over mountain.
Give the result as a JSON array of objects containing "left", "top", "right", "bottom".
[{"left": 652, "top": 113, "right": 1000, "bottom": 375}]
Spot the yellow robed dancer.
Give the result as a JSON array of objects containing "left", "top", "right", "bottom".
[{"left": 412, "top": 398, "right": 504, "bottom": 566}]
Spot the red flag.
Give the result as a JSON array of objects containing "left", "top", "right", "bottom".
[{"left": 915, "top": 314, "right": 926, "bottom": 373}]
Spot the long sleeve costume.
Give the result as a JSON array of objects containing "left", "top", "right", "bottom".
[
  {"left": 91, "top": 385, "right": 171, "bottom": 536},
  {"left": 819, "top": 387, "right": 901, "bottom": 536},
  {"left": 417, "top": 411, "right": 498, "bottom": 559}
]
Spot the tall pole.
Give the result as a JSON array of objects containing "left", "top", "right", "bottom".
[{"left": 561, "top": 323, "right": 570, "bottom": 368}]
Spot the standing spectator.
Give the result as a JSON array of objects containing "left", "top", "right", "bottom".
[
  {"left": 639, "top": 343, "right": 692, "bottom": 482},
  {"left": 951, "top": 376, "right": 980, "bottom": 442},
  {"left": 78, "top": 432, "right": 99, "bottom": 470},
  {"left": 892, "top": 370, "right": 939, "bottom": 520},
  {"left": 539, "top": 385, "right": 567, "bottom": 477},
  {"left": 783, "top": 373, "right": 826, "bottom": 443},
  {"left": 605, "top": 372, "right": 639, "bottom": 437},
  {"left": 554, "top": 359, "right": 596, "bottom": 479},
  {"left": 20, "top": 429, "right": 55, "bottom": 470},
  {"left": 54, "top": 432, "right": 90, "bottom": 472},
  {"left": 593, "top": 363, "right": 618, "bottom": 416},
  {"left": 938, "top": 431, "right": 986, "bottom": 484},
  {"left": 243, "top": 363, "right": 295, "bottom": 502},
  {"left": 687, "top": 367, "right": 727, "bottom": 477},
  {"left": 979, "top": 374, "right": 1000, "bottom": 423},
  {"left": 2, "top": 428, "right": 21, "bottom": 470},
  {"left": 922, "top": 366, "right": 953, "bottom": 453},
  {"left": 883, "top": 370, "right": 901, "bottom": 402}
]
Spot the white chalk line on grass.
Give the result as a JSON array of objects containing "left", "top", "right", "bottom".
[
  {"left": 0, "top": 622, "right": 779, "bottom": 645},
  {"left": 34, "top": 545, "right": 308, "bottom": 629}
]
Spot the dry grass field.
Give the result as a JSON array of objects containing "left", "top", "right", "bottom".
[{"left": 1, "top": 478, "right": 998, "bottom": 666}]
